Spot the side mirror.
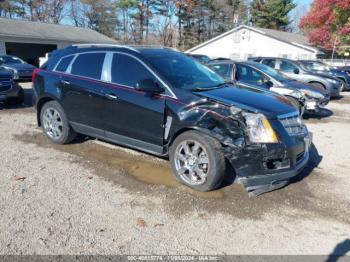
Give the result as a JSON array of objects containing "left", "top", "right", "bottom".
[
  {"left": 294, "top": 68, "right": 300, "bottom": 74},
  {"left": 135, "top": 78, "right": 164, "bottom": 94},
  {"left": 264, "top": 80, "right": 274, "bottom": 88}
]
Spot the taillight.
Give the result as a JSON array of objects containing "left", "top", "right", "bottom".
[{"left": 32, "top": 68, "right": 40, "bottom": 82}]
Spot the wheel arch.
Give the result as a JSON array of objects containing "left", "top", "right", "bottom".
[
  {"left": 168, "top": 126, "right": 222, "bottom": 150},
  {"left": 336, "top": 76, "right": 345, "bottom": 81},
  {"left": 308, "top": 81, "right": 326, "bottom": 90}
]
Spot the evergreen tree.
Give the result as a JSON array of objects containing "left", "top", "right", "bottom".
[
  {"left": 82, "top": 0, "right": 118, "bottom": 37},
  {"left": 250, "top": 0, "right": 296, "bottom": 30}
]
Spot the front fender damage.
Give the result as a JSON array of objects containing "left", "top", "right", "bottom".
[{"left": 177, "top": 99, "right": 289, "bottom": 196}]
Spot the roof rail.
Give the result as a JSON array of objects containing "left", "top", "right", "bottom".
[
  {"left": 128, "top": 45, "right": 178, "bottom": 51},
  {"left": 70, "top": 43, "right": 138, "bottom": 52}
]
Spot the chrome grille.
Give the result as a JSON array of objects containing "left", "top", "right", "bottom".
[{"left": 278, "top": 112, "right": 307, "bottom": 136}]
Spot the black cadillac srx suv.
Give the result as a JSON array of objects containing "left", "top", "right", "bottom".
[{"left": 33, "top": 44, "right": 311, "bottom": 195}]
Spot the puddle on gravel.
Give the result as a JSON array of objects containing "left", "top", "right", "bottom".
[
  {"left": 14, "top": 131, "right": 350, "bottom": 223},
  {"left": 15, "top": 132, "right": 224, "bottom": 200},
  {"left": 76, "top": 142, "right": 225, "bottom": 199}
]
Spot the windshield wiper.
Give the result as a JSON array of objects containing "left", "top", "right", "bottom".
[{"left": 190, "top": 81, "right": 235, "bottom": 92}]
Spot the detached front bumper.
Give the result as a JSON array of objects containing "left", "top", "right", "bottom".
[
  {"left": 233, "top": 133, "right": 312, "bottom": 196},
  {"left": 304, "top": 94, "right": 330, "bottom": 112}
]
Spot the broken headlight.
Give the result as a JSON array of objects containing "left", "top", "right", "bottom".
[
  {"left": 301, "top": 89, "right": 324, "bottom": 99},
  {"left": 243, "top": 112, "right": 278, "bottom": 143},
  {"left": 290, "top": 90, "right": 304, "bottom": 99}
]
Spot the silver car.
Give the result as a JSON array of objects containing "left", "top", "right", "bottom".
[
  {"left": 207, "top": 60, "right": 330, "bottom": 114},
  {"left": 249, "top": 57, "right": 341, "bottom": 98}
]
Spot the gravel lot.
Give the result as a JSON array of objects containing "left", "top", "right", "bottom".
[{"left": 0, "top": 83, "right": 349, "bottom": 256}]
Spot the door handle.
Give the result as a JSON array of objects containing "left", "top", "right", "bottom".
[
  {"left": 61, "top": 80, "right": 70, "bottom": 85},
  {"left": 106, "top": 93, "right": 118, "bottom": 100}
]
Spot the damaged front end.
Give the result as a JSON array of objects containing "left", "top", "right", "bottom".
[
  {"left": 176, "top": 99, "right": 312, "bottom": 196},
  {"left": 302, "top": 90, "right": 330, "bottom": 113}
]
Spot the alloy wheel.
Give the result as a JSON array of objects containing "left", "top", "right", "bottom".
[
  {"left": 174, "top": 140, "right": 210, "bottom": 186},
  {"left": 42, "top": 107, "right": 64, "bottom": 140}
]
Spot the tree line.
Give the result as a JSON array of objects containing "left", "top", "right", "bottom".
[
  {"left": 0, "top": 0, "right": 297, "bottom": 50},
  {"left": 300, "top": 0, "right": 350, "bottom": 55}
]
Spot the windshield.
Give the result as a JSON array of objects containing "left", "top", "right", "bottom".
[
  {"left": 0, "top": 56, "right": 24, "bottom": 65},
  {"left": 144, "top": 52, "right": 225, "bottom": 90},
  {"left": 249, "top": 62, "right": 289, "bottom": 82}
]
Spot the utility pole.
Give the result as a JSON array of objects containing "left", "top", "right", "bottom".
[{"left": 331, "top": 36, "right": 338, "bottom": 65}]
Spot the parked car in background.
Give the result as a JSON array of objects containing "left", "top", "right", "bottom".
[
  {"left": 209, "top": 57, "right": 232, "bottom": 62},
  {"left": 207, "top": 60, "right": 330, "bottom": 114},
  {"left": 0, "top": 55, "right": 36, "bottom": 82},
  {"left": 33, "top": 44, "right": 311, "bottom": 195},
  {"left": 186, "top": 54, "right": 211, "bottom": 64},
  {"left": 298, "top": 60, "right": 350, "bottom": 91},
  {"left": 338, "top": 65, "right": 350, "bottom": 75},
  {"left": 0, "top": 68, "right": 24, "bottom": 104},
  {"left": 249, "top": 57, "right": 342, "bottom": 98}
]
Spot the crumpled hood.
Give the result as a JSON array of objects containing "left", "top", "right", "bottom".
[
  {"left": 4, "top": 63, "right": 36, "bottom": 71},
  {"left": 281, "top": 80, "right": 328, "bottom": 96},
  {"left": 193, "top": 85, "right": 296, "bottom": 119}
]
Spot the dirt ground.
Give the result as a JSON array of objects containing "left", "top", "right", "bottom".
[{"left": 0, "top": 83, "right": 349, "bottom": 256}]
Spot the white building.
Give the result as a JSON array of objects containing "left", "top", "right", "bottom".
[
  {"left": 0, "top": 18, "right": 116, "bottom": 66},
  {"left": 187, "top": 25, "right": 323, "bottom": 60}
]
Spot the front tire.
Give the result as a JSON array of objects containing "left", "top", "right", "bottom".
[
  {"left": 169, "top": 131, "right": 226, "bottom": 192},
  {"left": 40, "top": 101, "right": 76, "bottom": 144}
]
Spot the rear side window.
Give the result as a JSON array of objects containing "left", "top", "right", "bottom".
[
  {"left": 111, "top": 53, "right": 155, "bottom": 88},
  {"left": 55, "top": 56, "right": 74, "bottom": 72},
  {"left": 71, "top": 53, "right": 105, "bottom": 80}
]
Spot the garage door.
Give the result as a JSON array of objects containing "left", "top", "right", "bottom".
[{"left": 5, "top": 42, "right": 57, "bottom": 67}]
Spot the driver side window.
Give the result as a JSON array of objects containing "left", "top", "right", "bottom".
[
  {"left": 208, "top": 63, "right": 232, "bottom": 79},
  {"left": 236, "top": 64, "right": 267, "bottom": 84},
  {"left": 111, "top": 53, "right": 156, "bottom": 88}
]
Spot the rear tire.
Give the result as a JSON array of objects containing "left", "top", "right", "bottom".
[
  {"left": 40, "top": 101, "right": 76, "bottom": 144},
  {"left": 169, "top": 131, "right": 226, "bottom": 192}
]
